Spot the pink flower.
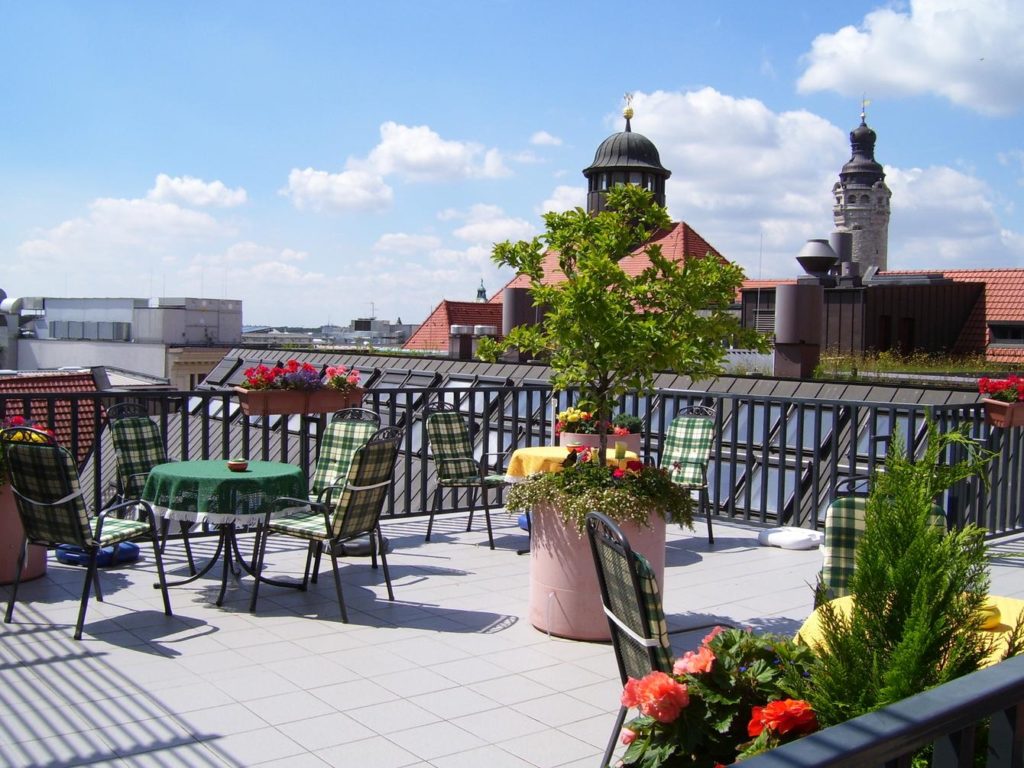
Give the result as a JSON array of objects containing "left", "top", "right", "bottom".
[
  {"left": 748, "top": 699, "right": 818, "bottom": 738},
  {"left": 621, "top": 672, "right": 689, "bottom": 724},
  {"left": 612, "top": 468, "right": 625, "bottom": 479},
  {"left": 702, "top": 626, "right": 726, "bottom": 646},
  {"left": 613, "top": 426, "right": 630, "bottom": 436},
  {"left": 620, "top": 728, "right": 636, "bottom": 746},
  {"left": 673, "top": 645, "right": 715, "bottom": 675}
]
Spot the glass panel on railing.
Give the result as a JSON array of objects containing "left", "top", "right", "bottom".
[
  {"left": 779, "top": 405, "right": 835, "bottom": 448},
  {"left": 706, "top": 461, "right": 746, "bottom": 501},
  {"left": 733, "top": 403, "right": 782, "bottom": 443},
  {"left": 744, "top": 464, "right": 799, "bottom": 515}
]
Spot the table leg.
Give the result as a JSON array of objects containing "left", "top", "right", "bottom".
[{"left": 156, "top": 525, "right": 226, "bottom": 588}]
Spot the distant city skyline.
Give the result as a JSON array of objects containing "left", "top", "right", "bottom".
[{"left": 3, "top": 1, "right": 1022, "bottom": 327}]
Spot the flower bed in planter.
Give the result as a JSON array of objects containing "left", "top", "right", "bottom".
[{"left": 233, "top": 387, "right": 364, "bottom": 417}]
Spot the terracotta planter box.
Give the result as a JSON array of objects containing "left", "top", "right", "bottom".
[
  {"left": 529, "top": 501, "right": 665, "bottom": 641},
  {"left": 234, "top": 387, "right": 364, "bottom": 417},
  {"left": 557, "top": 431, "right": 642, "bottom": 458},
  {"left": 983, "top": 399, "right": 1024, "bottom": 429},
  {"left": 0, "top": 484, "right": 47, "bottom": 585}
]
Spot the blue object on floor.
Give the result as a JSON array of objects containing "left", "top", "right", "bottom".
[
  {"left": 517, "top": 513, "right": 530, "bottom": 532},
  {"left": 55, "top": 542, "right": 141, "bottom": 567}
]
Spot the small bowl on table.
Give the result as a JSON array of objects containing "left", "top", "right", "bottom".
[{"left": 227, "top": 458, "right": 249, "bottom": 473}]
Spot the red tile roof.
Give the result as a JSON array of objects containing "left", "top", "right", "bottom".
[
  {"left": 0, "top": 371, "right": 102, "bottom": 462},
  {"left": 886, "top": 268, "right": 1024, "bottom": 364},
  {"left": 739, "top": 278, "right": 797, "bottom": 302},
  {"left": 403, "top": 301, "right": 504, "bottom": 353},
  {"left": 406, "top": 221, "right": 735, "bottom": 354}
]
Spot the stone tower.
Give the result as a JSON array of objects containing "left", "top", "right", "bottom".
[
  {"left": 583, "top": 101, "right": 671, "bottom": 214},
  {"left": 832, "top": 109, "right": 891, "bottom": 272}
]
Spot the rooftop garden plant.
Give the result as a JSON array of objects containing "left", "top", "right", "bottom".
[
  {"left": 240, "top": 360, "right": 361, "bottom": 392},
  {"left": 504, "top": 448, "right": 692, "bottom": 531},
  {"left": 978, "top": 374, "right": 1024, "bottom": 403},
  {"left": 617, "top": 626, "right": 819, "bottom": 767},
  {"left": 478, "top": 184, "right": 764, "bottom": 462},
  {"left": 555, "top": 406, "right": 643, "bottom": 436},
  {"left": 0, "top": 416, "right": 56, "bottom": 488}
]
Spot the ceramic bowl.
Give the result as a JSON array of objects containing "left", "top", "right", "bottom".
[{"left": 227, "top": 458, "right": 249, "bottom": 472}]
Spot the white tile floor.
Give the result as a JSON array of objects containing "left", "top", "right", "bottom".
[{"left": 2, "top": 514, "right": 1024, "bottom": 768}]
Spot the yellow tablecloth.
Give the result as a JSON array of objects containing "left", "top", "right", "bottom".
[
  {"left": 796, "top": 594, "right": 1024, "bottom": 668},
  {"left": 505, "top": 445, "right": 639, "bottom": 480}
]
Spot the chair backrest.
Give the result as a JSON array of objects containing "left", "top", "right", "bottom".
[
  {"left": 310, "top": 417, "right": 380, "bottom": 498},
  {"left": 821, "top": 492, "right": 945, "bottom": 600},
  {"left": 329, "top": 427, "right": 402, "bottom": 539},
  {"left": 331, "top": 407, "right": 381, "bottom": 427},
  {"left": 586, "top": 511, "right": 673, "bottom": 683},
  {"left": 425, "top": 409, "right": 478, "bottom": 482},
  {"left": 0, "top": 427, "right": 94, "bottom": 547},
  {"left": 109, "top": 414, "right": 167, "bottom": 499},
  {"left": 661, "top": 409, "right": 715, "bottom": 487}
]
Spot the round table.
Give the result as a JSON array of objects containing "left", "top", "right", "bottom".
[{"left": 142, "top": 460, "right": 307, "bottom": 605}]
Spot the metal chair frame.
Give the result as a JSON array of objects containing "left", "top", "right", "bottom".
[
  {"left": 662, "top": 405, "right": 717, "bottom": 543},
  {"left": 249, "top": 427, "right": 402, "bottom": 622},
  {"left": 0, "top": 426, "right": 173, "bottom": 640},
  {"left": 423, "top": 403, "right": 510, "bottom": 550}
]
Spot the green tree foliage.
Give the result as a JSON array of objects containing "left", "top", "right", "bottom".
[
  {"left": 807, "top": 421, "right": 1009, "bottom": 726},
  {"left": 478, "top": 185, "right": 766, "bottom": 461}
]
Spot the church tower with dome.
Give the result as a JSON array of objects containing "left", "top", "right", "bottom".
[
  {"left": 582, "top": 100, "right": 671, "bottom": 214},
  {"left": 832, "top": 108, "right": 892, "bottom": 273}
]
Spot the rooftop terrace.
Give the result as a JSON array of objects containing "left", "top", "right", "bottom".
[{"left": 3, "top": 514, "right": 1024, "bottom": 768}]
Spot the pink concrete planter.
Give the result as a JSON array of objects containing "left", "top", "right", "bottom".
[
  {"left": 528, "top": 502, "right": 665, "bottom": 641},
  {"left": 983, "top": 399, "right": 1024, "bottom": 429},
  {"left": 0, "top": 484, "right": 47, "bottom": 585}
]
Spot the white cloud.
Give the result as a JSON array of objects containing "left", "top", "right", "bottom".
[
  {"left": 531, "top": 130, "right": 563, "bottom": 146},
  {"left": 373, "top": 233, "right": 442, "bottom": 253},
  {"left": 283, "top": 167, "right": 393, "bottom": 213},
  {"left": 999, "top": 149, "right": 1024, "bottom": 185},
  {"left": 540, "top": 184, "right": 586, "bottom": 214},
  {"left": 366, "top": 121, "right": 510, "bottom": 181},
  {"left": 797, "top": 0, "right": 1024, "bottom": 116},
  {"left": 147, "top": 174, "right": 247, "bottom": 207},
  {"left": 447, "top": 203, "right": 535, "bottom": 244}
]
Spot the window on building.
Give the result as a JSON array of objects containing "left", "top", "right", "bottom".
[{"left": 989, "top": 323, "right": 1024, "bottom": 346}]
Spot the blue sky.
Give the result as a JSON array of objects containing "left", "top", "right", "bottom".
[{"left": 3, "top": 0, "right": 1022, "bottom": 327}]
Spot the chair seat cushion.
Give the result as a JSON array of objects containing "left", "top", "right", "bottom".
[
  {"left": 95, "top": 517, "right": 152, "bottom": 546},
  {"left": 269, "top": 510, "right": 328, "bottom": 541},
  {"left": 441, "top": 474, "right": 507, "bottom": 488}
]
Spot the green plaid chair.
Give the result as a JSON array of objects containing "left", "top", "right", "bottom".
[
  {"left": 820, "top": 482, "right": 946, "bottom": 602},
  {"left": 107, "top": 402, "right": 196, "bottom": 573},
  {"left": 586, "top": 511, "right": 673, "bottom": 768},
  {"left": 0, "top": 426, "right": 172, "bottom": 640},
  {"left": 424, "top": 405, "right": 509, "bottom": 550},
  {"left": 661, "top": 406, "right": 716, "bottom": 543},
  {"left": 249, "top": 427, "right": 401, "bottom": 622}
]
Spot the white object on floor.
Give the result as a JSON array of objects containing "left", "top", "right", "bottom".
[{"left": 757, "top": 526, "right": 824, "bottom": 550}]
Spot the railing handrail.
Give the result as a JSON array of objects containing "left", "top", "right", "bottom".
[{"left": 742, "top": 653, "right": 1024, "bottom": 767}]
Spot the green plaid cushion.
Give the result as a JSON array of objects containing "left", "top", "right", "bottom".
[
  {"left": 111, "top": 417, "right": 167, "bottom": 498},
  {"left": 426, "top": 411, "right": 480, "bottom": 483},
  {"left": 96, "top": 516, "right": 152, "bottom": 546},
  {"left": 269, "top": 509, "right": 327, "bottom": 541},
  {"left": 310, "top": 419, "right": 378, "bottom": 499},
  {"left": 635, "top": 553, "right": 673, "bottom": 673},
  {"left": 5, "top": 440, "right": 95, "bottom": 546},
  {"left": 822, "top": 498, "right": 946, "bottom": 600},
  {"left": 662, "top": 415, "right": 714, "bottom": 487},
  {"left": 821, "top": 496, "right": 866, "bottom": 599}
]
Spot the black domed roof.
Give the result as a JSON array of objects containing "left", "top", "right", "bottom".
[
  {"left": 839, "top": 118, "right": 884, "bottom": 185},
  {"left": 583, "top": 122, "right": 670, "bottom": 176}
]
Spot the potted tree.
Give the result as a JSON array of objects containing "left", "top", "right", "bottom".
[{"left": 479, "top": 184, "right": 765, "bottom": 639}]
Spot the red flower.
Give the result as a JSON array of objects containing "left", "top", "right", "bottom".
[
  {"left": 613, "top": 426, "right": 630, "bottom": 436},
  {"left": 621, "top": 672, "right": 690, "bottom": 724},
  {"left": 625, "top": 460, "right": 643, "bottom": 472},
  {"left": 612, "top": 468, "right": 625, "bottom": 479},
  {"left": 8, "top": 415, "right": 26, "bottom": 426},
  {"left": 748, "top": 699, "right": 817, "bottom": 738}
]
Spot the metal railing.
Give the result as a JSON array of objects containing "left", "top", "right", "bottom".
[
  {"left": 1, "top": 384, "right": 1021, "bottom": 537},
  {"left": 741, "top": 653, "right": 1024, "bottom": 767}
]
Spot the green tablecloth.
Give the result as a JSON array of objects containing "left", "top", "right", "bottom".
[{"left": 142, "top": 460, "right": 307, "bottom": 525}]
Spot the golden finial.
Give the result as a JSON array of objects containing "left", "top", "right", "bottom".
[
  {"left": 623, "top": 92, "right": 634, "bottom": 121},
  {"left": 861, "top": 94, "right": 871, "bottom": 123}
]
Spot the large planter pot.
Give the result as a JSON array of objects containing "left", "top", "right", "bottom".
[
  {"left": 529, "top": 502, "right": 666, "bottom": 641},
  {"left": 234, "top": 387, "right": 364, "bottom": 417},
  {"left": 0, "top": 484, "right": 47, "bottom": 585},
  {"left": 558, "top": 431, "right": 643, "bottom": 458},
  {"left": 983, "top": 399, "right": 1024, "bottom": 429}
]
